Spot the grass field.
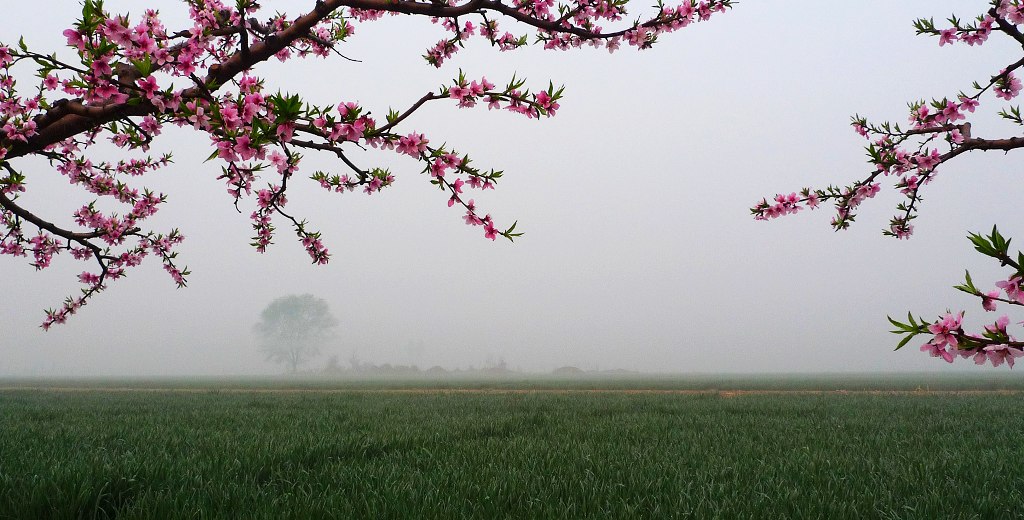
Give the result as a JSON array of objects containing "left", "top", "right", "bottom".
[{"left": 2, "top": 376, "right": 1023, "bottom": 519}]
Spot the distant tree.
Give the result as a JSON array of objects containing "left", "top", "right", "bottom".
[
  {"left": 324, "top": 354, "right": 341, "bottom": 372},
  {"left": 254, "top": 294, "right": 337, "bottom": 373}
]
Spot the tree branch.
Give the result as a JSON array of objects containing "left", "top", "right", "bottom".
[
  {"left": 5, "top": 0, "right": 366, "bottom": 159},
  {"left": 0, "top": 190, "right": 104, "bottom": 242},
  {"left": 990, "top": 8, "right": 1024, "bottom": 48},
  {"left": 374, "top": 92, "right": 445, "bottom": 134},
  {"left": 290, "top": 137, "right": 371, "bottom": 179},
  {"left": 2, "top": 0, "right": 676, "bottom": 160},
  {"left": 946, "top": 135, "right": 1024, "bottom": 160}
]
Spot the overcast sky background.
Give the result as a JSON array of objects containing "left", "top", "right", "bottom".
[{"left": 3, "top": 1, "right": 1023, "bottom": 376}]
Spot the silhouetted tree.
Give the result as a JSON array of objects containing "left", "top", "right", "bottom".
[{"left": 254, "top": 294, "right": 337, "bottom": 373}]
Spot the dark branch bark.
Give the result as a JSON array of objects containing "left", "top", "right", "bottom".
[
  {"left": 990, "top": 8, "right": 1024, "bottom": 48},
  {"left": 2, "top": 0, "right": 675, "bottom": 160},
  {"left": 374, "top": 92, "right": 445, "bottom": 134},
  {"left": 5, "top": 0, "right": 362, "bottom": 159},
  {"left": 7, "top": 102, "right": 152, "bottom": 158},
  {"left": 946, "top": 135, "right": 1024, "bottom": 162},
  {"left": 290, "top": 137, "right": 370, "bottom": 178},
  {"left": 0, "top": 190, "right": 103, "bottom": 242},
  {"left": 2, "top": 0, "right": 504, "bottom": 160}
]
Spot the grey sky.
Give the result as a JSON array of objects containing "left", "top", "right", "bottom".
[{"left": 3, "top": 1, "right": 1022, "bottom": 375}]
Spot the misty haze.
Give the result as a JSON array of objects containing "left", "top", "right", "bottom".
[
  {"left": 2, "top": 0, "right": 1023, "bottom": 517},
  {"left": 1, "top": 0, "right": 1021, "bottom": 378}
]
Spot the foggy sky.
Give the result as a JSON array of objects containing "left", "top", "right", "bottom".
[{"left": 3, "top": 1, "right": 1023, "bottom": 376}]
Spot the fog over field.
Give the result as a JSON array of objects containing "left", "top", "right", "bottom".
[{"left": 3, "top": 1, "right": 1022, "bottom": 376}]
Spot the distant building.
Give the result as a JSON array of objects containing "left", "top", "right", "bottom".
[{"left": 552, "top": 366, "right": 584, "bottom": 375}]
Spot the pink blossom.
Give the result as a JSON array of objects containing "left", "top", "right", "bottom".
[
  {"left": 996, "top": 276, "right": 1024, "bottom": 303},
  {"left": 396, "top": 132, "right": 428, "bottom": 157},
  {"left": 995, "top": 70, "right": 1022, "bottom": 100},
  {"left": 462, "top": 200, "right": 482, "bottom": 225},
  {"left": 982, "top": 316, "right": 1011, "bottom": 343},
  {"left": 233, "top": 135, "right": 257, "bottom": 161},
  {"left": 449, "top": 85, "right": 472, "bottom": 102},
  {"left": 220, "top": 105, "right": 241, "bottom": 130},
  {"left": 483, "top": 222, "right": 499, "bottom": 240},
  {"left": 982, "top": 290, "right": 999, "bottom": 311},
  {"left": 91, "top": 56, "right": 113, "bottom": 77},
  {"left": 78, "top": 272, "right": 101, "bottom": 285},
  {"left": 983, "top": 344, "right": 1024, "bottom": 368},
  {"left": 187, "top": 102, "right": 210, "bottom": 129},
  {"left": 972, "top": 349, "right": 988, "bottom": 365},
  {"left": 920, "top": 342, "right": 955, "bottom": 363},
  {"left": 914, "top": 149, "right": 941, "bottom": 172},
  {"left": 275, "top": 122, "right": 295, "bottom": 142},
  {"left": 216, "top": 140, "right": 239, "bottom": 162},
  {"left": 535, "top": 91, "right": 559, "bottom": 116},
  {"left": 926, "top": 311, "right": 962, "bottom": 349},
  {"left": 958, "top": 96, "right": 979, "bottom": 113},
  {"left": 269, "top": 150, "right": 288, "bottom": 172},
  {"left": 63, "top": 29, "right": 86, "bottom": 51},
  {"left": 938, "top": 28, "right": 958, "bottom": 46},
  {"left": 940, "top": 100, "right": 962, "bottom": 122},
  {"left": 363, "top": 177, "right": 383, "bottom": 194},
  {"left": 139, "top": 116, "right": 161, "bottom": 136}
]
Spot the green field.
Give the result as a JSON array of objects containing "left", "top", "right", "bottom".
[
  {"left": 4, "top": 371, "right": 1024, "bottom": 391},
  {"left": 2, "top": 376, "right": 1023, "bottom": 519}
]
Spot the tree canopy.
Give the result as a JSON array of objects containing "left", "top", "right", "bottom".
[{"left": 254, "top": 294, "right": 337, "bottom": 373}]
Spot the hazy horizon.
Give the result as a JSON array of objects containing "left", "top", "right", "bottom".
[{"left": 4, "top": 1, "right": 1023, "bottom": 377}]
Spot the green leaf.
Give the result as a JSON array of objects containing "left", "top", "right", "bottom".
[
  {"left": 893, "top": 333, "right": 918, "bottom": 351},
  {"left": 131, "top": 56, "right": 153, "bottom": 76}
]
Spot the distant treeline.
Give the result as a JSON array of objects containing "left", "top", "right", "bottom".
[{"left": 315, "top": 355, "right": 638, "bottom": 377}]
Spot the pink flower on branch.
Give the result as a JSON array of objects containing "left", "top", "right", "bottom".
[
  {"left": 890, "top": 227, "right": 1024, "bottom": 368},
  {"left": 927, "top": 312, "right": 963, "bottom": 350},
  {"left": 757, "top": 3, "right": 1024, "bottom": 249},
  {"left": 396, "top": 133, "right": 429, "bottom": 156},
  {"left": 0, "top": 0, "right": 733, "bottom": 327},
  {"left": 136, "top": 76, "right": 159, "bottom": 99},
  {"left": 982, "top": 290, "right": 1000, "bottom": 312},
  {"left": 996, "top": 276, "right": 1024, "bottom": 304},
  {"left": 983, "top": 344, "right": 1024, "bottom": 368}
]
